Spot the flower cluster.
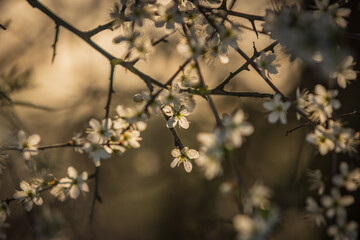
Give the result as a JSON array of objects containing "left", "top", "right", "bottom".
[
  {"left": 232, "top": 182, "right": 279, "bottom": 240},
  {"left": 263, "top": 3, "right": 355, "bottom": 84},
  {"left": 305, "top": 162, "right": 359, "bottom": 239},
  {"left": 12, "top": 166, "right": 89, "bottom": 213},
  {"left": 195, "top": 109, "right": 254, "bottom": 179}
]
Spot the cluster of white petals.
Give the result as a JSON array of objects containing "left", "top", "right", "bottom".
[
  {"left": 51, "top": 167, "right": 89, "bottom": 201},
  {"left": 13, "top": 181, "right": 43, "bottom": 211}
]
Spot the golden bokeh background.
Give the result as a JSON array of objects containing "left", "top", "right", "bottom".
[{"left": 0, "top": 0, "right": 359, "bottom": 239}]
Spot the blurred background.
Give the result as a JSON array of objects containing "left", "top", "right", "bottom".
[{"left": 0, "top": 0, "right": 359, "bottom": 239}]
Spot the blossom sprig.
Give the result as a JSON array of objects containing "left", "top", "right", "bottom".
[{"left": 306, "top": 120, "right": 359, "bottom": 156}]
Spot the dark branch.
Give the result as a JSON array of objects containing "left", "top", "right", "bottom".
[
  {"left": 86, "top": 20, "right": 115, "bottom": 37},
  {"left": 215, "top": 41, "right": 279, "bottom": 90},
  {"left": 90, "top": 167, "right": 102, "bottom": 223},
  {"left": 104, "top": 64, "right": 116, "bottom": 120}
]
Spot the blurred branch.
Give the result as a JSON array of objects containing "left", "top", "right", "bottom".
[
  {"left": 285, "top": 110, "right": 359, "bottom": 136},
  {"left": 194, "top": 60, "right": 222, "bottom": 126},
  {"left": 51, "top": 24, "right": 60, "bottom": 63},
  {"left": 90, "top": 166, "right": 102, "bottom": 223},
  {"left": 151, "top": 30, "right": 176, "bottom": 46},
  {"left": 2, "top": 100, "right": 56, "bottom": 111},
  {"left": 0, "top": 23, "right": 6, "bottom": 30}
]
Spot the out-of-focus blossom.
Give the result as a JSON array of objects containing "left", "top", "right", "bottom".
[{"left": 17, "top": 130, "right": 41, "bottom": 160}]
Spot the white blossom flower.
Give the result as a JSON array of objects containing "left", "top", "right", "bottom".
[
  {"left": 332, "top": 162, "right": 360, "bottom": 192},
  {"left": 17, "top": 130, "right": 41, "bottom": 160},
  {"left": 314, "top": 0, "right": 351, "bottom": 28},
  {"left": 233, "top": 214, "right": 255, "bottom": 240},
  {"left": 221, "top": 109, "right": 254, "bottom": 149},
  {"left": 305, "top": 197, "right": 326, "bottom": 227},
  {"left": 321, "top": 188, "right": 354, "bottom": 218},
  {"left": 163, "top": 105, "right": 191, "bottom": 129},
  {"left": 129, "top": 2, "right": 156, "bottom": 27},
  {"left": 59, "top": 166, "right": 89, "bottom": 199},
  {"left": 86, "top": 118, "right": 114, "bottom": 144},
  {"left": 307, "top": 84, "right": 340, "bottom": 123},
  {"left": 120, "top": 130, "right": 142, "bottom": 148},
  {"left": 50, "top": 184, "right": 67, "bottom": 202},
  {"left": 155, "top": 3, "right": 183, "bottom": 33},
  {"left": 248, "top": 182, "right": 272, "bottom": 209},
  {"left": 263, "top": 94, "right": 291, "bottom": 124},
  {"left": 255, "top": 51, "right": 280, "bottom": 79},
  {"left": 159, "top": 83, "right": 188, "bottom": 107},
  {"left": 328, "top": 120, "right": 356, "bottom": 154},
  {"left": 71, "top": 132, "right": 84, "bottom": 154},
  {"left": 233, "top": 207, "right": 279, "bottom": 240},
  {"left": 83, "top": 142, "right": 112, "bottom": 167},
  {"left": 116, "top": 105, "right": 148, "bottom": 131},
  {"left": 170, "top": 147, "right": 199, "bottom": 173},
  {"left": 13, "top": 181, "right": 43, "bottom": 211},
  {"left": 195, "top": 131, "right": 225, "bottom": 180},
  {"left": 330, "top": 55, "right": 357, "bottom": 89},
  {"left": 327, "top": 220, "right": 358, "bottom": 240},
  {"left": 109, "top": 1, "right": 127, "bottom": 29},
  {"left": 177, "top": 36, "right": 206, "bottom": 60},
  {"left": 306, "top": 125, "right": 335, "bottom": 155},
  {"left": 306, "top": 169, "right": 325, "bottom": 195}
]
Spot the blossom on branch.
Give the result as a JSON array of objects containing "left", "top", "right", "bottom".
[
  {"left": 17, "top": 130, "right": 41, "bottom": 160},
  {"left": 59, "top": 166, "right": 89, "bottom": 199},
  {"left": 170, "top": 147, "right": 199, "bottom": 173},
  {"left": 13, "top": 181, "right": 43, "bottom": 211}
]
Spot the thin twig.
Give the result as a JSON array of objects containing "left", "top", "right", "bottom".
[
  {"left": 152, "top": 30, "right": 176, "bottom": 46},
  {"left": 0, "top": 24, "right": 6, "bottom": 30},
  {"left": 51, "top": 24, "right": 60, "bottom": 63},
  {"left": 104, "top": 64, "right": 116, "bottom": 120},
  {"left": 90, "top": 167, "right": 102, "bottom": 223},
  {"left": 194, "top": 59, "right": 222, "bottom": 126},
  {"left": 1, "top": 100, "right": 56, "bottom": 111},
  {"left": 215, "top": 41, "right": 279, "bottom": 90},
  {"left": 209, "top": 89, "right": 273, "bottom": 98},
  {"left": 85, "top": 20, "right": 115, "bottom": 37},
  {"left": 285, "top": 111, "right": 359, "bottom": 136}
]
